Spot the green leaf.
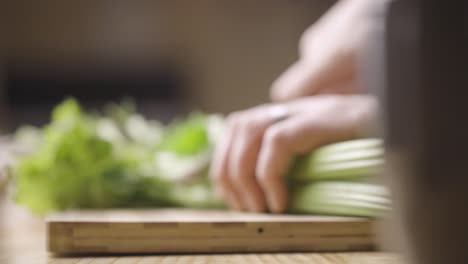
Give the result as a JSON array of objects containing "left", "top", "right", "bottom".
[
  {"left": 159, "top": 113, "right": 210, "bottom": 155},
  {"left": 14, "top": 98, "right": 170, "bottom": 214}
]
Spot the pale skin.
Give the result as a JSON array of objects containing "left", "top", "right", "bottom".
[{"left": 210, "top": 0, "right": 386, "bottom": 213}]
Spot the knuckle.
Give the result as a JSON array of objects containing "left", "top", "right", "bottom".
[
  {"left": 299, "top": 27, "right": 315, "bottom": 55},
  {"left": 263, "top": 126, "right": 286, "bottom": 148},
  {"left": 229, "top": 148, "right": 257, "bottom": 188},
  {"left": 226, "top": 111, "right": 243, "bottom": 126},
  {"left": 230, "top": 153, "right": 257, "bottom": 188},
  {"left": 212, "top": 171, "right": 228, "bottom": 186},
  {"left": 231, "top": 152, "right": 247, "bottom": 172},
  {"left": 255, "top": 167, "right": 272, "bottom": 187},
  {"left": 237, "top": 117, "right": 265, "bottom": 141},
  {"left": 241, "top": 118, "right": 261, "bottom": 134},
  {"left": 228, "top": 161, "right": 249, "bottom": 185},
  {"left": 255, "top": 159, "right": 272, "bottom": 185},
  {"left": 270, "top": 81, "right": 285, "bottom": 101},
  {"left": 231, "top": 173, "right": 250, "bottom": 188}
]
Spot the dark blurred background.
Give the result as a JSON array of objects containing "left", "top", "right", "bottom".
[{"left": 0, "top": 0, "right": 334, "bottom": 131}]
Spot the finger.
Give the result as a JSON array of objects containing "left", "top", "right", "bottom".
[
  {"left": 270, "top": 56, "right": 355, "bottom": 102},
  {"left": 316, "top": 81, "right": 360, "bottom": 95},
  {"left": 209, "top": 114, "right": 244, "bottom": 210},
  {"left": 228, "top": 115, "right": 268, "bottom": 212},
  {"left": 270, "top": 0, "right": 366, "bottom": 103},
  {"left": 255, "top": 123, "right": 292, "bottom": 214},
  {"left": 256, "top": 113, "right": 356, "bottom": 213}
]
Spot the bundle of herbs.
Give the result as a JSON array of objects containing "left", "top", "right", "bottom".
[{"left": 11, "top": 99, "right": 389, "bottom": 217}]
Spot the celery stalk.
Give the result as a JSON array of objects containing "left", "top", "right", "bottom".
[
  {"left": 313, "top": 138, "right": 383, "bottom": 155},
  {"left": 289, "top": 139, "right": 384, "bottom": 182},
  {"left": 289, "top": 181, "right": 390, "bottom": 217},
  {"left": 312, "top": 148, "right": 384, "bottom": 164},
  {"left": 290, "top": 203, "right": 388, "bottom": 217},
  {"left": 305, "top": 159, "right": 384, "bottom": 181}
]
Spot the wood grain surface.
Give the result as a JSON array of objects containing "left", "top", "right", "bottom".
[
  {"left": 1, "top": 253, "right": 402, "bottom": 264},
  {"left": 47, "top": 209, "right": 377, "bottom": 255},
  {"left": 1, "top": 197, "right": 402, "bottom": 264},
  {"left": 46, "top": 252, "right": 401, "bottom": 264}
]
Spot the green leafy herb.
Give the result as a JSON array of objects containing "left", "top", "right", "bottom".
[{"left": 13, "top": 98, "right": 390, "bottom": 217}]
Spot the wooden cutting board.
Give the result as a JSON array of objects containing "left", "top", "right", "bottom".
[{"left": 47, "top": 209, "right": 376, "bottom": 254}]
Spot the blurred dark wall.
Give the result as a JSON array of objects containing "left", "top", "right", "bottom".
[{"left": 2, "top": 0, "right": 334, "bottom": 130}]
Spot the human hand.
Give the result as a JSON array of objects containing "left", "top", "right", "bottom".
[
  {"left": 271, "top": 0, "right": 388, "bottom": 101},
  {"left": 210, "top": 95, "right": 377, "bottom": 213}
]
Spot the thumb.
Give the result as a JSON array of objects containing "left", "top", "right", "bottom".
[{"left": 270, "top": 55, "right": 356, "bottom": 102}]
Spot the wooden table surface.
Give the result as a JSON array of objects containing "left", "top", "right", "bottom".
[
  {"left": 5, "top": 251, "right": 402, "bottom": 264},
  {"left": 1, "top": 191, "right": 402, "bottom": 264}
]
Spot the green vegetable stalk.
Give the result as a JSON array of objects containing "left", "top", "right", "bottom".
[
  {"left": 289, "top": 182, "right": 390, "bottom": 217},
  {"left": 12, "top": 98, "right": 389, "bottom": 217},
  {"left": 289, "top": 138, "right": 384, "bottom": 182}
]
